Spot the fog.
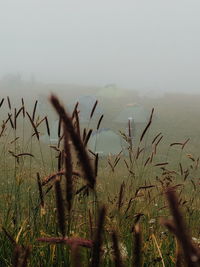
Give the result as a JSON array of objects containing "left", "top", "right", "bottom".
[{"left": 1, "top": 0, "right": 200, "bottom": 93}]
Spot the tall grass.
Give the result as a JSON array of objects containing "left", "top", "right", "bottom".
[{"left": 0, "top": 95, "right": 200, "bottom": 266}]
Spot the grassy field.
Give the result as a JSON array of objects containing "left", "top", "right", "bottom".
[{"left": 0, "top": 93, "right": 200, "bottom": 266}]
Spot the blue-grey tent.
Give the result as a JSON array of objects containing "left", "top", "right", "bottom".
[{"left": 88, "top": 128, "right": 127, "bottom": 156}]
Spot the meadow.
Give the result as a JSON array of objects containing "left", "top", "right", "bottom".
[{"left": 0, "top": 92, "right": 200, "bottom": 266}]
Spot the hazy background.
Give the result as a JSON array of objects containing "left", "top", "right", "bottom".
[{"left": 1, "top": 0, "right": 200, "bottom": 93}]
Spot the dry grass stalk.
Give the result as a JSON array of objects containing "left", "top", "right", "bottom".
[
  {"left": 83, "top": 129, "right": 93, "bottom": 147},
  {"left": 7, "top": 96, "right": 11, "bottom": 110},
  {"left": 97, "top": 114, "right": 104, "bottom": 130},
  {"left": 154, "top": 162, "right": 168, "bottom": 167},
  {"left": 95, "top": 153, "right": 99, "bottom": 177},
  {"left": 164, "top": 188, "right": 200, "bottom": 266},
  {"left": 179, "top": 163, "right": 183, "bottom": 176},
  {"left": 26, "top": 111, "right": 40, "bottom": 140},
  {"left": 91, "top": 206, "right": 106, "bottom": 267},
  {"left": 71, "top": 101, "right": 79, "bottom": 121},
  {"left": 55, "top": 178, "right": 66, "bottom": 237},
  {"left": 21, "top": 98, "right": 25, "bottom": 118},
  {"left": 58, "top": 117, "right": 62, "bottom": 138},
  {"left": 140, "top": 108, "right": 154, "bottom": 142},
  {"left": 0, "top": 98, "right": 4, "bottom": 109},
  {"left": 50, "top": 95, "right": 96, "bottom": 189},
  {"left": 152, "top": 132, "right": 162, "bottom": 144},
  {"left": 90, "top": 100, "right": 98, "bottom": 119},
  {"left": 32, "top": 100, "right": 38, "bottom": 122},
  {"left": 118, "top": 182, "right": 125, "bottom": 211},
  {"left": 136, "top": 147, "right": 144, "bottom": 159},
  {"left": 63, "top": 124, "right": 73, "bottom": 213},
  {"left": 16, "top": 106, "right": 24, "bottom": 119},
  {"left": 45, "top": 116, "right": 50, "bottom": 136},
  {"left": 112, "top": 231, "right": 124, "bottom": 267},
  {"left": 14, "top": 108, "right": 17, "bottom": 129},
  {"left": 74, "top": 109, "right": 81, "bottom": 137},
  {"left": 182, "top": 138, "right": 190, "bottom": 149},
  {"left": 8, "top": 113, "right": 14, "bottom": 129},
  {"left": 41, "top": 169, "right": 80, "bottom": 186},
  {"left": 133, "top": 224, "right": 142, "bottom": 267},
  {"left": 37, "top": 172, "right": 44, "bottom": 208},
  {"left": 10, "top": 137, "right": 20, "bottom": 144}
]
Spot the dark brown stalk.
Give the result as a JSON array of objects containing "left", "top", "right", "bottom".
[
  {"left": 140, "top": 108, "right": 154, "bottom": 142},
  {"left": 113, "top": 156, "right": 121, "bottom": 168},
  {"left": 35, "top": 117, "right": 46, "bottom": 128},
  {"left": 63, "top": 125, "right": 73, "bottom": 213},
  {"left": 71, "top": 102, "right": 79, "bottom": 121},
  {"left": 21, "top": 98, "right": 25, "bottom": 118},
  {"left": 179, "top": 163, "right": 183, "bottom": 176},
  {"left": 82, "top": 128, "right": 87, "bottom": 142},
  {"left": 182, "top": 138, "right": 190, "bottom": 150},
  {"left": 55, "top": 178, "right": 66, "bottom": 237},
  {"left": 170, "top": 142, "right": 183, "bottom": 147},
  {"left": 26, "top": 111, "right": 39, "bottom": 140},
  {"left": 112, "top": 231, "right": 124, "bottom": 267},
  {"left": 97, "top": 115, "right": 104, "bottom": 130},
  {"left": 154, "top": 135, "right": 163, "bottom": 154},
  {"left": 58, "top": 117, "right": 62, "bottom": 138},
  {"left": 95, "top": 153, "right": 99, "bottom": 177},
  {"left": 165, "top": 188, "right": 200, "bottom": 266},
  {"left": 10, "top": 137, "right": 20, "bottom": 144},
  {"left": 8, "top": 113, "right": 14, "bottom": 129},
  {"left": 154, "top": 162, "right": 168, "bottom": 167},
  {"left": 17, "top": 153, "right": 34, "bottom": 157},
  {"left": 133, "top": 224, "right": 142, "bottom": 267},
  {"left": 136, "top": 147, "right": 144, "bottom": 159},
  {"left": 74, "top": 109, "right": 80, "bottom": 137},
  {"left": 91, "top": 206, "right": 106, "bottom": 267},
  {"left": 84, "top": 129, "right": 93, "bottom": 147},
  {"left": 14, "top": 108, "right": 17, "bottom": 129},
  {"left": 152, "top": 132, "right": 162, "bottom": 144},
  {"left": 37, "top": 172, "right": 44, "bottom": 207},
  {"left": 7, "top": 96, "right": 11, "bottom": 110},
  {"left": 42, "top": 169, "right": 80, "bottom": 186},
  {"left": 0, "top": 98, "right": 4, "bottom": 109},
  {"left": 144, "top": 157, "right": 150, "bottom": 167},
  {"left": 50, "top": 95, "right": 96, "bottom": 189},
  {"left": 45, "top": 116, "right": 50, "bottom": 136},
  {"left": 118, "top": 182, "right": 125, "bottom": 210},
  {"left": 32, "top": 100, "right": 38, "bottom": 122},
  {"left": 90, "top": 100, "right": 98, "bottom": 119},
  {"left": 16, "top": 107, "right": 24, "bottom": 119}
]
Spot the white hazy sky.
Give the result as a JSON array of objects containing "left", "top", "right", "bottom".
[{"left": 1, "top": 0, "right": 200, "bottom": 92}]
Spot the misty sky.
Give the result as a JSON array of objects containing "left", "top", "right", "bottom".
[{"left": 1, "top": 0, "right": 200, "bottom": 92}]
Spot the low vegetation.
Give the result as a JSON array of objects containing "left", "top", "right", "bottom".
[{"left": 0, "top": 95, "right": 200, "bottom": 266}]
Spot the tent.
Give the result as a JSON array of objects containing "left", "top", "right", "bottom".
[
  {"left": 40, "top": 120, "right": 59, "bottom": 144},
  {"left": 114, "top": 104, "right": 148, "bottom": 124},
  {"left": 88, "top": 128, "right": 127, "bottom": 156},
  {"left": 68, "top": 95, "right": 103, "bottom": 123}
]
